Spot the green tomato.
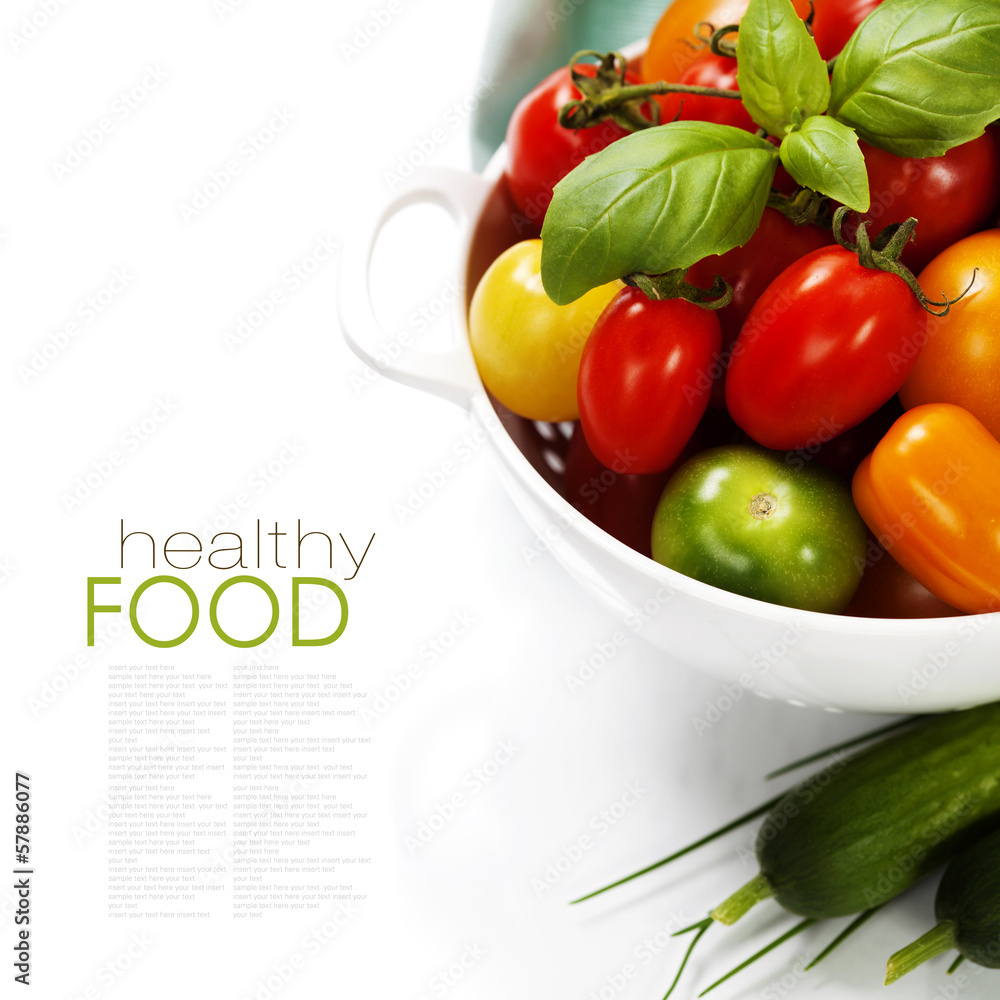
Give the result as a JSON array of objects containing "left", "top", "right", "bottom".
[{"left": 651, "top": 445, "right": 866, "bottom": 613}]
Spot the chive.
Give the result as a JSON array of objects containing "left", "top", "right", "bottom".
[
  {"left": 571, "top": 793, "right": 786, "bottom": 904},
  {"left": 661, "top": 917, "right": 713, "bottom": 1000},
  {"left": 805, "top": 906, "right": 882, "bottom": 970},
  {"left": 698, "top": 918, "right": 818, "bottom": 996},
  {"left": 765, "top": 717, "right": 921, "bottom": 780}
]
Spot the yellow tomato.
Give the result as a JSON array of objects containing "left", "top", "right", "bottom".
[{"left": 468, "top": 239, "right": 620, "bottom": 422}]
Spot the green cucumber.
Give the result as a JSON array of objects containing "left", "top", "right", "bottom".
[
  {"left": 886, "top": 827, "right": 1000, "bottom": 984},
  {"left": 575, "top": 703, "right": 1000, "bottom": 999},
  {"left": 714, "top": 702, "right": 1000, "bottom": 924}
]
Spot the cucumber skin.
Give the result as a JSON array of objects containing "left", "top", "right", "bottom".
[
  {"left": 756, "top": 702, "right": 1000, "bottom": 919},
  {"left": 936, "top": 827, "right": 1000, "bottom": 968}
]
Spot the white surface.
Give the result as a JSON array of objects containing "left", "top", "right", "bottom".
[{"left": 3, "top": 2, "right": 993, "bottom": 998}]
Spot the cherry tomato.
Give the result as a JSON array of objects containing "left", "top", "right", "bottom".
[
  {"left": 564, "top": 428, "right": 673, "bottom": 557},
  {"left": 565, "top": 408, "right": 741, "bottom": 556},
  {"left": 808, "top": 396, "right": 904, "bottom": 483},
  {"left": 505, "top": 65, "right": 633, "bottom": 224},
  {"left": 654, "top": 53, "right": 799, "bottom": 193},
  {"left": 653, "top": 52, "right": 755, "bottom": 132},
  {"left": 468, "top": 240, "right": 620, "bottom": 422},
  {"left": 651, "top": 445, "right": 867, "bottom": 613},
  {"left": 839, "top": 133, "right": 1000, "bottom": 272},
  {"left": 686, "top": 208, "right": 833, "bottom": 405},
  {"left": 843, "top": 542, "right": 964, "bottom": 619},
  {"left": 642, "top": 0, "right": 811, "bottom": 84},
  {"left": 725, "top": 245, "right": 928, "bottom": 450},
  {"left": 899, "top": 229, "right": 1000, "bottom": 439},
  {"left": 811, "top": 0, "right": 884, "bottom": 60},
  {"left": 577, "top": 288, "right": 722, "bottom": 474}
]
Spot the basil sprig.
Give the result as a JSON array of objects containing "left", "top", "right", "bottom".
[
  {"left": 540, "top": 123, "right": 778, "bottom": 306},
  {"left": 830, "top": 0, "right": 1000, "bottom": 157},
  {"left": 539, "top": 0, "right": 1000, "bottom": 303},
  {"left": 780, "top": 117, "right": 870, "bottom": 212},
  {"left": 736, "top": 0, "right": 829, "bottom": 136}
]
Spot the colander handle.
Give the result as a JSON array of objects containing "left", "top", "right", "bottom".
[{"left": 338, "top": 167, "right": 493, "bottom": 409}]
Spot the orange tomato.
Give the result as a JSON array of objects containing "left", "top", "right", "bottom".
[
  {"left": 899, "top": 229, "right": 1000, "bottom": 440},
  {"left": 642, "top": 0, "right": 812, "bottom": 84},
  {"left": 852, "top": 404, "right": 1000, "bottom": 614}
]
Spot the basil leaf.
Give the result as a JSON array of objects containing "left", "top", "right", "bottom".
[
  {"left": 736, "top": 0, "right": 830, "bottom": 135},
  {"left": 540, "top": 123, "right": 778, "bottom": 306},
  {"left": 829, "top": 0, "right": 1000, "bottom": 157},
  {"left": 779, "top": 117, "right": 870, "bottom": 211}
]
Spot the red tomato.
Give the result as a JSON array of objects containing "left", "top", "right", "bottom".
[
  {"left": 725, "top": 246, "right": 928, "bottom": 450},
  {"left": 839, "top": 133, "right": 1000, "bottom": 272},
  {"left": 505, "top": 65, "right": 633, "bottom": 224},
  {"left": 687, "top": 209, "right": 833, "bottom": 405},
  {"left": 653, "top": 53, "right": 755, "bottom": 132},
  {"left": 811, "top": 0, "right": 884, "bottom": 60},
  {"left": 564, "top": 408, "right": 741, "bottom": 556},
  {"left": 809, "top": 396, "right": 904, "bottom": 483},
  {"left": 577, "top": 288, "right": 722, "bottom": 474},
  {"left": 842, "top": 543, "right": 964, "bottom": 619},
  {"left": 564, "top": 429, "right": 673, "bottom": 557}
]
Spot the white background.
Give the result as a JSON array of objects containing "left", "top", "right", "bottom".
[{"left": 3, "top": 1, "right": 993, "bottom": 998}]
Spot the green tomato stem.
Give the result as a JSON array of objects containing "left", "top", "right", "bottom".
[
  {"left": 766, "top": 188, "right": 830, "bottom": 228},
  {"left": 707, "top": 23, "right": 739, "bottom": 58},
  {"left": 885, "top": 920, "right": 958, "bottom": 985},
  {"left": 831, "top": 206, "right": 974, "bottom": 317},
  {"left": 561, "top": 50, "right": 743, "bottom": 133},
  {"left": 624, "top": 268, "right": 734, "bottom": 310}
]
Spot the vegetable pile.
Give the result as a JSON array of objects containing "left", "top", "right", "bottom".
[
  {"left": 468, "top": 0, "right": 1000, "bottom": 617},
  {"left": 572, "top": 704, "right": 1000, "bottom": 996}
]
